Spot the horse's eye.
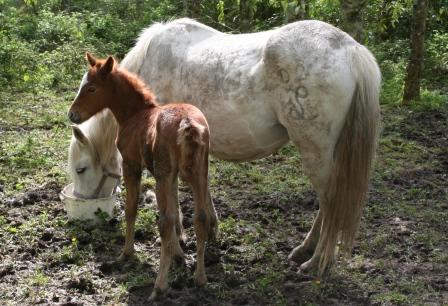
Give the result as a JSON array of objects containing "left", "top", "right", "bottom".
[
  {"left": 76, "top": 167, "right": 87, "bottom": 174},
  {"left": 88, "top": 86, "right": 96, "bottom": 93}
]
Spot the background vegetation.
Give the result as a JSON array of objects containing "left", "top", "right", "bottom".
[{"left": 0, "top": 0, "right": 446, "bottom": 305}]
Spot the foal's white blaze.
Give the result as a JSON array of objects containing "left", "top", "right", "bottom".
[{"left": 74, "top": 73, "right": 88, "bottom": 100}]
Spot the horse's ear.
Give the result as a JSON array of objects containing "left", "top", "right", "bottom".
[
  {"left": 72, "top": 125, "right": 88, "bottom": 146},
  {"left": 100, "top": 56, "right": 115, "bottom": 76},
  {"left": 86, "top": 52, "right": 97, "bottom": 67}
]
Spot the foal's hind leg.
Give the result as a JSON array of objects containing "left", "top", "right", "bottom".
[
  {"left": 153, "top": 174, "right": 185, "bottom": 295},
  {"left": 171, "top": 177, "right": 186, "bottom": 242},
  {"left": 182, "top": 151, "right": 216, "bottom": 286}
]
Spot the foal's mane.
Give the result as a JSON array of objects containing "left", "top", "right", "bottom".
[
  {"left": 90, "top": 57, "right": 158, "bottom": 107},
  {"left": 115, "top": 67, "right": 158, "bottom": 107}
]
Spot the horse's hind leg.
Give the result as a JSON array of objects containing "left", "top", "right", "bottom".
[
  {"left": 284, "top": 121, "right": 341, "bottom": 273},
  {"left": 288, "top": 209, "right": 322, "bottom": 264},
  {"left": 294, "top": 143, "right": 334, "bottom": 273}
]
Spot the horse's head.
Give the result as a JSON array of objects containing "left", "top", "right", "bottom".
[
  {"left": 68, "top": 123, "right": 121, "bottom": 199},
  {"left": 68, "top": 53, "right": 117, "bottom": 124}
]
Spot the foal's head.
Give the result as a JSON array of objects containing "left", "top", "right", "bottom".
[{"left": 68, "top": 53, "right": 118, "bottom": 124}]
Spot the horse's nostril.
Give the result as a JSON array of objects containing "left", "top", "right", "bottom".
[{"left": 68, "top": 111, "right": 81, "bottom": 123}]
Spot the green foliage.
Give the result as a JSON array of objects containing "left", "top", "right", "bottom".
[
  {"left": 380, "top": 59, "right": 406, "bottom": 106},
  {"left": 426, "top": 30, "right": 448, "bottom": 80}
]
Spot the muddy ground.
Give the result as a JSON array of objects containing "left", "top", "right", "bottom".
[{"left": 0, "top": 107, "right": 447, "bottom": 305}]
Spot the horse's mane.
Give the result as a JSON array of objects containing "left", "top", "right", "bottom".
[
  {"left": 120, "top": 18, "right": 218, "bottom": 75},
  {"left": 120, "top": 22, "right": 165, "bottom": 74}
]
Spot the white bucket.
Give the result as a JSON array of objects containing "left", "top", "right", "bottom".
[{"left": 60, "top": 183, "right": 117, "bottom": 223}]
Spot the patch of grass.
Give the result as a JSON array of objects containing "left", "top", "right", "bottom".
[
  {"left": 56, "top": 237, "right": 88, "bottom": 266},
  {"left": 209, "top": 143, "right": 310, "bottom": 196},
  {"left": 129, "top": 207, "right": 158, "bottom": 240},
  {"left": 412, "top": 229, "right": 445, "bottom": 250},
  {"left": 28, "top": 270, "right": 50, "bottom": 286},
  {"left": 123, "top": 273, "right": 154, "bottom": 290},
  {"left": 0, "top": 118, "right": 70, "bottom": 195},
  {"left": 253, "top": 271, "right": 286, "bottom": 304},
  {"left": 410, "top": 89, "right": 448, "bottom": 112},
  {"left": 373, "top": 291, "right": 408, "bottom": 305}
]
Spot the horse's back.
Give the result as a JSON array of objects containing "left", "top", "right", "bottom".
[{"left": 123, "top": 18, "right": 378, "bottom": 161}]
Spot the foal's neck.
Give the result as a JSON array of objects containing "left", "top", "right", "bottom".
[{"left": 108, "top": 70, "right": 157, "bottom": 125}]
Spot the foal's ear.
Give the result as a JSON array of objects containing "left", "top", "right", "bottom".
[
  {"left": 72, "top": 125, "right": 88, "bottom": 146},
  {"left": 86, "top": 52, "right": 97, "bottom": 67},
  {"left": 100, "top": 56, "right": 115, "bottom": 76}
]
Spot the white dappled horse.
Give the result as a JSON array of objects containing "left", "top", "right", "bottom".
[{"left": 69, "top": 18, "right": 381, "bottom": 273}]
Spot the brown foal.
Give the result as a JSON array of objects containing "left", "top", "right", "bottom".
[{"left": 68, "top": 53, "right": 218, "bottom": 297}]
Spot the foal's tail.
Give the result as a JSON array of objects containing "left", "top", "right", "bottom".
[
  {"left": 177, "top": 117, "right": 208, "bottom": 176},
  {"left": 318, "top": 45, "right": 381, "bottom": 274}
]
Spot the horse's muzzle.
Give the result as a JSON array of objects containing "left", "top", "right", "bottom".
[{"left": 68, "top": 110, "right": 81, "bottom": 124}]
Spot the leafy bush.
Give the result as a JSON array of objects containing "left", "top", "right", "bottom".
[
  {"left": 379, "top": 59, "right": 406, "bottom": 106},
  {"left": 426, "top": 30, "right": 448, "bottom": 81}
]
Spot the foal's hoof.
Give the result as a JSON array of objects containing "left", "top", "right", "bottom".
[
  {"left": 288, "top": 245, "right": 314, "bottom": 265},
  {"left": 117, "top": 252, "right": 136, "bottom": 262},
  {"left": 194, "top": 273, "right": 207, "bottom": 287},
  {"left": 173, "top": 253, "right": 187, "bottom": 268},
  {"left": 148, "top": 287, "right": 167, "bottom": 301}
]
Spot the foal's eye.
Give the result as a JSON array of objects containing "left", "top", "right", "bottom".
[
  {"left": 87, "top": 86, "right": 96, "bottom": 93},
  {"left": 76, "top": 167, "right": 87, "bottom": 174}
]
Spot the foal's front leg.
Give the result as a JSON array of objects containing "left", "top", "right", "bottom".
[{"left": 119, "top": 162, "right": 142, "bottom": 260}]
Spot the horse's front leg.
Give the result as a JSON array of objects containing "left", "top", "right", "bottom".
[{"left": 119, "top": 162, "right": 142, "bottom": 261}]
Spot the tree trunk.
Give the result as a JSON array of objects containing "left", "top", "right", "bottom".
[
  {"left": 403, "top": 0, "right": 429, "bottom": 104},
  {"left": 340, "top": 0, "right": 366, "bottom": 43},
  {"left": 240, "top": 0, "right": 254, "bottom": 33},
  {"left": 184, "top": 0, "right": 201, "bottom": 18},
  {"left": 297, "top": 0, "right": 309, "bottom": 20}
]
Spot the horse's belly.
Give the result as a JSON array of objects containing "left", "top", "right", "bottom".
[{"left": 207, "top": 115, "right": 289, "bottom": 161}]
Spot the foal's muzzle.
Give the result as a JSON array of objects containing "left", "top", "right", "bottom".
[{"left": 68, "top": 110, "right": 81, "bottom": 124}]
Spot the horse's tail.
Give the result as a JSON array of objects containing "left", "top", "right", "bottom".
[
  {"left": 318, "top": 44, "right": 381, "bottom": 274},
  {"left": 177, "top": 117, "right": 208, "bottom": 176},
  {"left": 120, "top": 22, "right": 165, "bottom": 74}
]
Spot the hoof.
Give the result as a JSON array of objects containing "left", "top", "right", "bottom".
[
  {"left": 117, "top": 251, "right": 136, "bottom": 262},
  {"left": 194, "top": 273, "right": 207, "bottom": 287},
  {"left": 178, "top": 232, "right": 187, "bottom": 243},
  {"left": 148, "top": 287, "right": 167, "bottom": 301},
  {"left": 173, "top": 253, "right": 186, "bottom": 268},
  {"left": 288, "top": 245, "right": 314, "bottom": 265},
  {"left": 300, "top": 257, "right": 319, "bottom": 273}
]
